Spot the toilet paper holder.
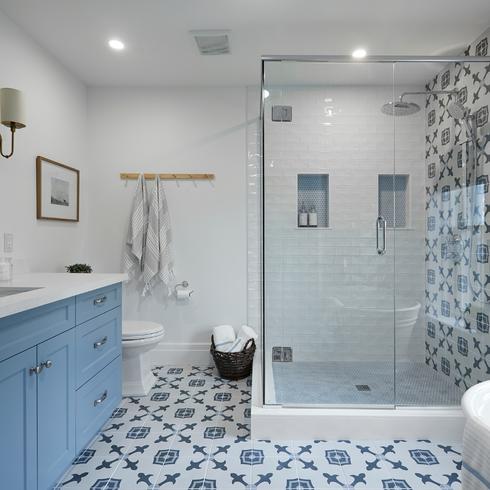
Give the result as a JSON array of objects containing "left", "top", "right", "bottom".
[{"left": 175, "top": 280, "right": 194, "bottom": 298}]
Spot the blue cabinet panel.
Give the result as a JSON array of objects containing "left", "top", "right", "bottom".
[
  {"left": 0, "top": 298, "right": 75, "bottom": 363},
  {"left": 76, "top": 307, "right": 121, "bottom": 388},
  {"left": 0, "top": 348, "right": 37, "bottom": 490},
  {"left": 37, "top": 328, "right": 76, "bottom": 490},
  {"left": 76, "top": 355, "right": 122, "bottom": 453},
  {"left": 76, "top": 283, "right": 122, "bottom": 325}
]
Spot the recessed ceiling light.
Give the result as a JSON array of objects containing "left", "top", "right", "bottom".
[
  {"left": 108, "top": 39, "right": 125, "bottom": 51},
  {"left": 352, "top": 48, "right": 367, "bottom": 59}
]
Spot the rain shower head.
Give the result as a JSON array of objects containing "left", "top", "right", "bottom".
[
  {"left": 382, "top": 90, "right": 457, "bottom": 117},
  {"left": 381, "top": 100, "right": 421, "bottom": 116}
]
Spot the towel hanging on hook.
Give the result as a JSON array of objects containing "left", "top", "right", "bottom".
[
  {"left": 123, "top": 173, "right": 148, "bottom": 280},
  {"left": 142, "top": 176, "right": 175, "bottom": 296}
]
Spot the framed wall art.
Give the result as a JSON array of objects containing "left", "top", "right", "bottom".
[{"left": 36, "top": 156, "right": 79, "bottom": 222}]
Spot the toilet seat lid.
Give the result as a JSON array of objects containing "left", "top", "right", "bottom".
[{"left": 123, "top": 321, "right": 164, "bottom": 340}]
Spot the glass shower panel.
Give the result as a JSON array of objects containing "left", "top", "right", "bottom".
[
  {"left": 394, "top": 60, "right": 490, "bottom": 406},
  {"left": 262, "top": 61, "right": 396, "bottom": 407}
]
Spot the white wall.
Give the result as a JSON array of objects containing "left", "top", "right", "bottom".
[
  {"left": 0, "top": 9, "right": 87, "bottom": 272},
  {"left": 85, "top": 87, "right": 248, "bottom": 361}
]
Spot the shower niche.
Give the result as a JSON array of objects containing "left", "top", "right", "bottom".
[{"left": 297, "top": 173, "right": 329, "bottom": 228}]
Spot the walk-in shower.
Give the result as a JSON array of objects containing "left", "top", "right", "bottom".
[{"left": 251, "top": 52, "right": 490, "bottom": 439}]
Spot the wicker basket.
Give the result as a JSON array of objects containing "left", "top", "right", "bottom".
[{"left": 211, "top": 335, "right": 256, "bottom": 380}]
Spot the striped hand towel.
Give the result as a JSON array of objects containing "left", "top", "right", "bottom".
[
  {"left": 143, "top": 176, "right": 175, "bottom": 296},
  {"left": 123, "top": 174, "right": 148, "bottom": 280}
]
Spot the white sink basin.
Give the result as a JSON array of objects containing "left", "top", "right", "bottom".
[
  {"left": 0, "top": 286, "right": 42, "bottom": 298},
  {"left": 461, "top": 379, "right": 490, "bottom": 429}
]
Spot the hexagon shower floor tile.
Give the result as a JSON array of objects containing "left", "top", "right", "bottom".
[{"left": 55, "top": 366, "right": 462, "bottom": 490}]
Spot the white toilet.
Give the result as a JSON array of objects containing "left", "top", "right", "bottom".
[{"left": 122, "top": 320, "right": 165, "bottom": 396}]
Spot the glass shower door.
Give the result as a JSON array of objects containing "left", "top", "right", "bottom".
[{"left": 262, "top": 61, "right": 396, "bottom": 407}]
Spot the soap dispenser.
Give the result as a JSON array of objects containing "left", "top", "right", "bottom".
[
  {"left": 308, "top": 205, "right": 318, "bottom": 227},
  {"left": 298, "top": 201, "right": 308, "bottom": 227}
]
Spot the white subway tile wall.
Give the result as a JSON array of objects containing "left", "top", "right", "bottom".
[{"left": 247, "top": 83, "right": 426, "bottom": 365}]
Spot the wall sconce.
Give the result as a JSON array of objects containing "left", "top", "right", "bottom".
[{"left": 0, "top": 88, "right": 26, "bottom": 159}]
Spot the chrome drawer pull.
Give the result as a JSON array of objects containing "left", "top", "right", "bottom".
[
  {"left": 30, "top": 360, "right": 53, "bottom": 375},
  {"left": 29, "top": 365, "right": 43, "bottom": 375},
  {"left": 94, "top": 336, "right": 108, "bottom": 349},
  {"left": 93, "top": 295, "right": 107, "bottom": 305},
  {"left": 94, "top": 390, "right": 108, "bottom": 407}
]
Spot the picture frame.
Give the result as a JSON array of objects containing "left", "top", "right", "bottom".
[{"left": 36, "top": 156, "right": 80, "bottom": 222}]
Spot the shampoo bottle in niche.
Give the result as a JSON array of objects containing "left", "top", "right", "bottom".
[
  {"left": 308, "top": 205, "right": 318, "bottom": 227},
  {"left": 0, "top": 257, "right": 12, "bottom": 281},
  {"left": 298, "top": 201, "right": 308, "bottom": 227}
]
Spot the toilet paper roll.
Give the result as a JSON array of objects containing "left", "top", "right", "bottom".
[{"left": 176, "top": 288, "right": 193, "bottom": 300}]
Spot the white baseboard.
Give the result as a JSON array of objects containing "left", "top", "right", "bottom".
[{"left": 148, "top": 342, "right": 213, "bottom": 366}]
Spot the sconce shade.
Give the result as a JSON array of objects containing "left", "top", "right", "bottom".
[{"left": 1, "top": 88, "right": 26, "bottom": 129}]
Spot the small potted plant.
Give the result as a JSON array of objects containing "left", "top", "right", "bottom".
[{"left": 65, "top": 263, "right": 93, "bottom": 273}]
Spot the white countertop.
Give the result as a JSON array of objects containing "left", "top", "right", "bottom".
[{"left": 0, "top": 273, "right": 127, "bottom": 320}]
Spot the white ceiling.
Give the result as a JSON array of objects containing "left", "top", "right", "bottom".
[{"left": 0, "top": 0, "right": 490, "bottom": 87}]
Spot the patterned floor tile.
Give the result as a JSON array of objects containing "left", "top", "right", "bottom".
[{"left": 55, "top": 366, "right": 463, "bottom": 490}]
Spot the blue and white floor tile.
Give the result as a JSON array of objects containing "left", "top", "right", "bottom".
[{"left": 55, "top": 366, "right": 462, "bottom": 489}]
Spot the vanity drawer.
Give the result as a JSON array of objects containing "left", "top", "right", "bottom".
[
  {"left": 76, "top": 283, "right": 122, "bottom": 325},
  {"left": 75, "top": 355, "right": 121, "bottom": 453},
  {"left": 76, "top": 307, "right": 121, "bottom": 388},
  {"left": 0, "top": 298, "right": 75, "bottom": 363}
]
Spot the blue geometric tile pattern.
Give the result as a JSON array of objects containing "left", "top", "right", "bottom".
[
  {"left": 153, "top": 448, "right": 179, "bottom": 465},
  {"left": 55, "top": 365, "right": 463, "bottom": 489},
  {"left": 72, "top": 448, "right": 95, "bottom": 465},
  {"left": 409, "top": 448, "right": 439, "bottom": 465},
  {"left": 325, "top": 449, "right": 351, "bottom": 466},
  {"left": 204, "top": 426, "right": 226, "bottom": 439},
  {"left": 425, "top": 28, "right": 490, "bottom": 392}
]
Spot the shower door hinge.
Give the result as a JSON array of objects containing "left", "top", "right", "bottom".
[{"left": 272, "top": 346, "right": 293, "bottom": 362}]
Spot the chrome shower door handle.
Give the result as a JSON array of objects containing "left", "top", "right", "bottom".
[{"left": 376, "top": 216, "right": 387, "bottom": 255}]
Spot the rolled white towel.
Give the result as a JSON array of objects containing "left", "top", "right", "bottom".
[
  {"left": 240, "top": 324, "right": 258, "bottom": 341},
  {"left": 213, "top": 325, "right": 236, "bottom": 352},
  {"left": 227, "top": 325, "right": 258, "bottom": 353}
]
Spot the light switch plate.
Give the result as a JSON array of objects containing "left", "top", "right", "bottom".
[{"left": 4, "top": 233, "right": 13, "bottom": 253}]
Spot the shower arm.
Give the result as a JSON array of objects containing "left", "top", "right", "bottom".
[{"left": 399, "top": 90, "right": 458, "bottom": 102}]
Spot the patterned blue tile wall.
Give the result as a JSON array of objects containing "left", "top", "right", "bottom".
[{"left": 425, "top": 28, "right": 490, "bottom": 390}]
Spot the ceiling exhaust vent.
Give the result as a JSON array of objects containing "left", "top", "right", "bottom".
[{"left": 190, "top": 30, "right": 230, "bottom": 55}]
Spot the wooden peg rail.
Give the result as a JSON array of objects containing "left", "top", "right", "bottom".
[{"left": 120, "top": 173, "right": 214, "bottom": 181}]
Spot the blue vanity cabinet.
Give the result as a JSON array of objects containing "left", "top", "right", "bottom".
[
  {"left": 0, "top": 281, "right": 123, "bottom": 490},
  {"left": 37, "top": 328, "right": 76, "bottom": 490},
  {"left": 0, "top": 347, "right": 37, "bottom": 490}
]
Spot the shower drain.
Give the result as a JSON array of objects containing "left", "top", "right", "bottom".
[{"left": 355, "top": 384, "right": 371, "bottom": 392}]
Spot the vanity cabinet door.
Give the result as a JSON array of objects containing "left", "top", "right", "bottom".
[
  {"left": 0, "top": 347, "right": 37, "bottom": 490},
  {"left": 37, "top": 329, "right": 76, "bottom": 490}
]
